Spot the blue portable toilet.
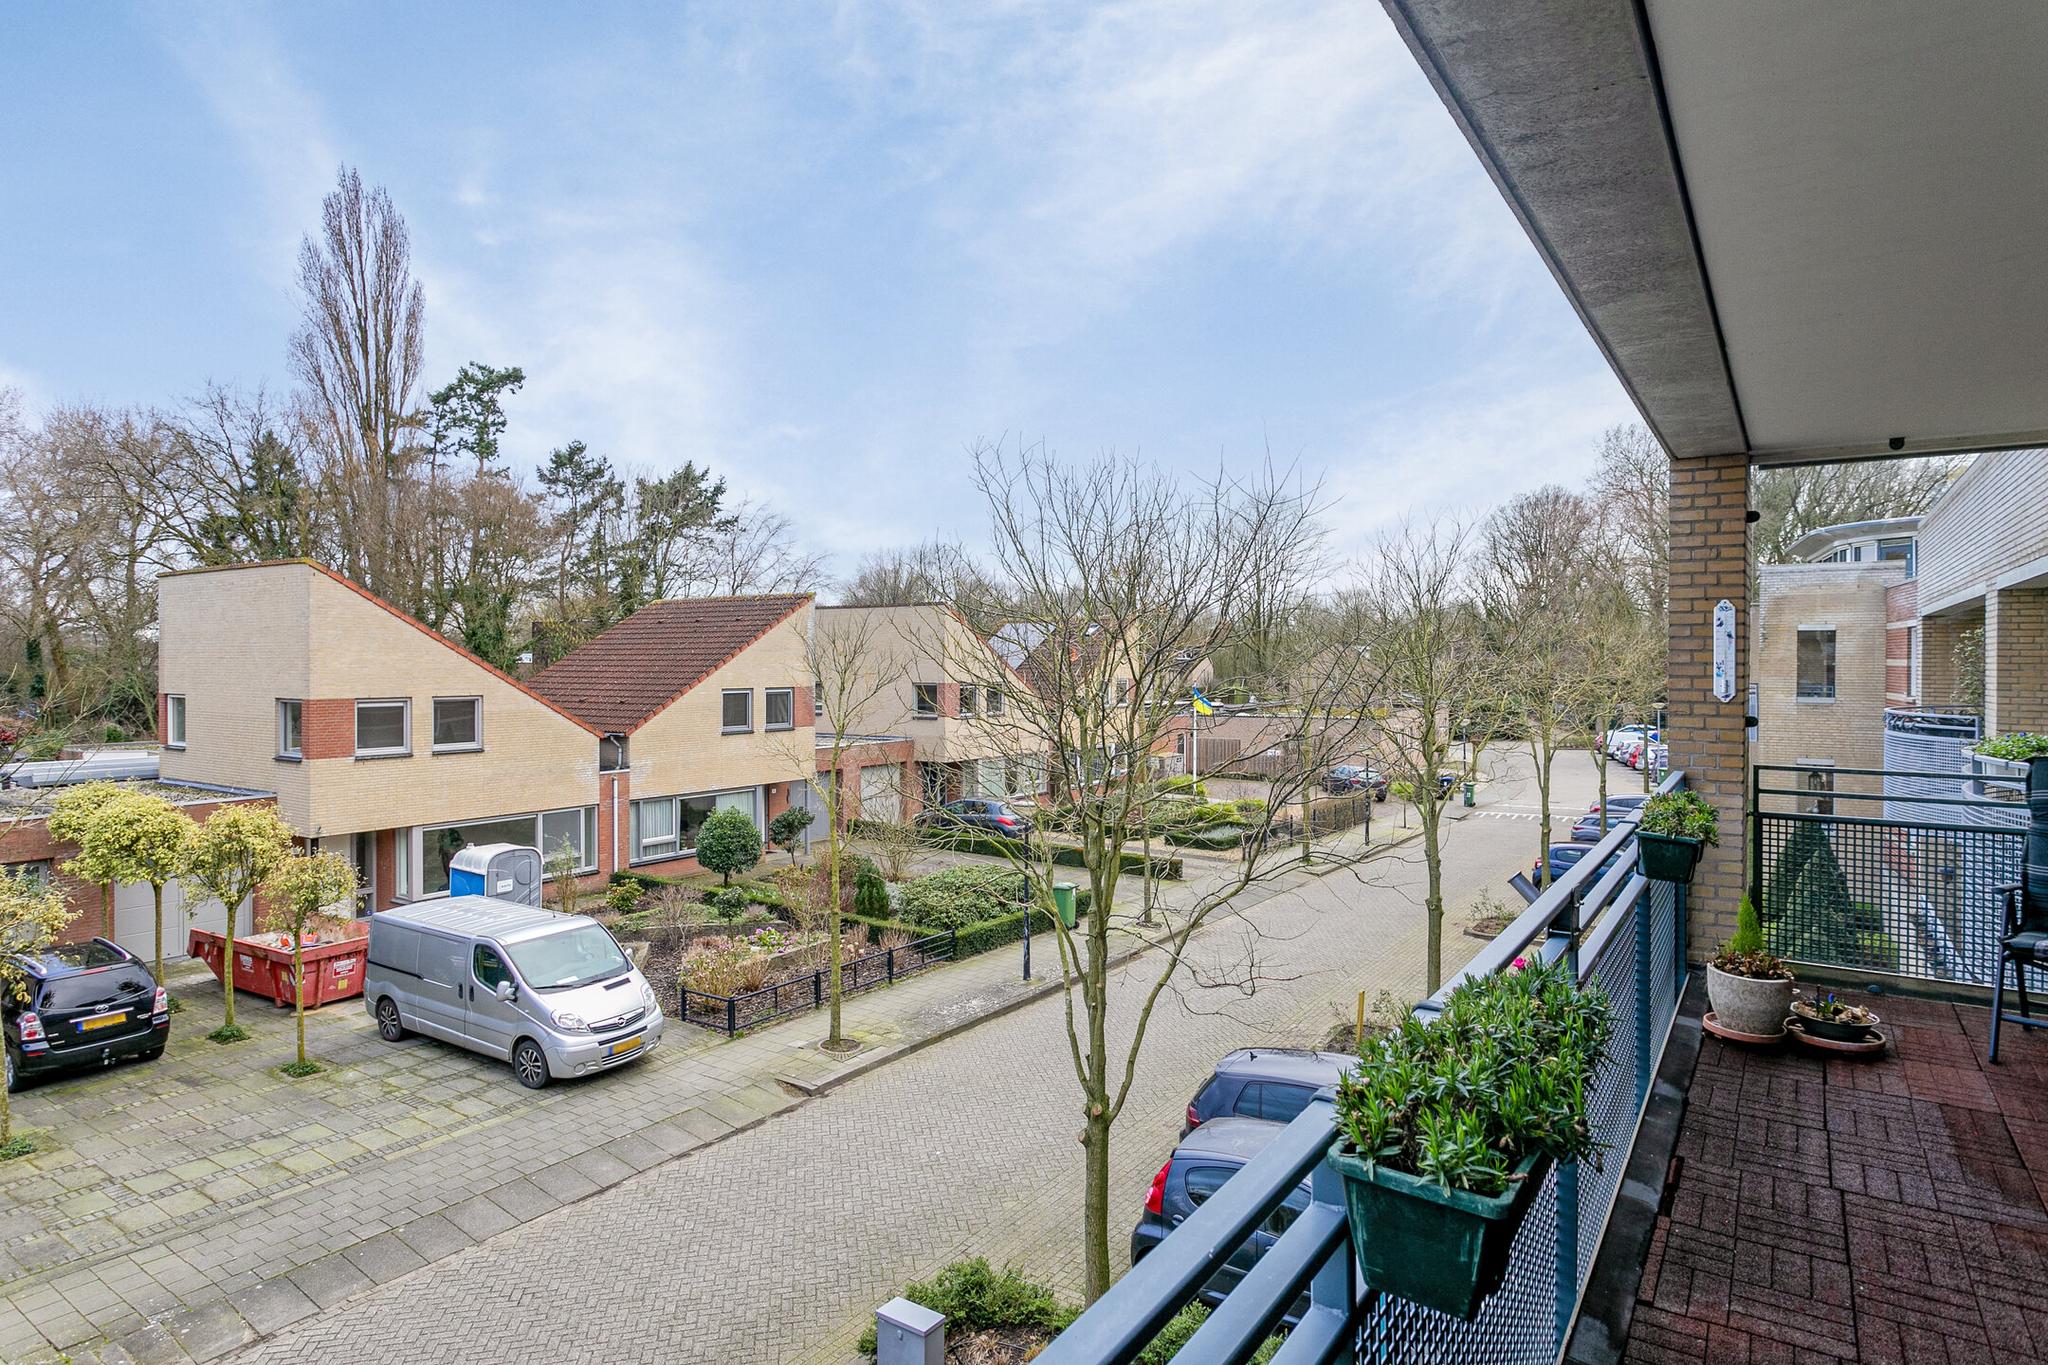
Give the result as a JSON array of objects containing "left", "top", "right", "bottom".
[{"left": 448, "top": 844, "right": 544, "bottom": 906}]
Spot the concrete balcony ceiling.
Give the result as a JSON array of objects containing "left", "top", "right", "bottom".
[{"left": 1383, "top": 0, "right": 2048, "bottom": 465}]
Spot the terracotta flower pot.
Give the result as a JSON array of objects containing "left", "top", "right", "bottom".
[{"left": 1706, "top": 962, "right": 1793, "bottom": 1038}]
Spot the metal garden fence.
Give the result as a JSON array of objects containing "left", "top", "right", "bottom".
[
  {"left": 1751, "top": 764, "right": 2026, "bottom": 986},
  {"left": 678, "top": 929, "right": 956, "bottom": 1035}
]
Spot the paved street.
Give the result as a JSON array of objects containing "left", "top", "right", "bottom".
[{"left": 221, "top": 752, "right": 1594, "bottom": 1365}]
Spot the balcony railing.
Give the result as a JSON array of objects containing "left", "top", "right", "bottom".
[
  {"left": 1038, "top": 772, "right": 1692, "bottom": 1365},
  {"left": 1751, "top": 762, "right": 2026, "bottom": 987}
]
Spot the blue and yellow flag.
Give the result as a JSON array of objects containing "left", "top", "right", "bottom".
[{"left": 1190, "top": 687, "right": 1215, "bottom": 716}]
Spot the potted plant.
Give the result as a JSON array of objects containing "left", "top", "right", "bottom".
[
  {"left": 1329, "top": 958, "right": 1611, "bottom": 1320},
  {"left": 1790, "top": 991, "right": 1881, "bottom": 1042},
  {"left": 1706, "top": 894, "right": 1794, "bottom": 1039},
  {"left": 1634, "top": 789, "right": 1718, "bottom": 883},
  {"left": 1966, "top": 732, "right": 2048, "bottom": 798}
]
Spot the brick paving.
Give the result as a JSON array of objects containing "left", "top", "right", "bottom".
[{"left": 1626, "top": 994, "right": 2048, "bottom": 1364}]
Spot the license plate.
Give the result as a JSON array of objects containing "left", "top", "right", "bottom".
[
  {"left": 608, "top": 1034, "right": 643, "bottom": 1057},
  {"left": 77, "top": 1013, "right": 127, "bottom": 1032}
]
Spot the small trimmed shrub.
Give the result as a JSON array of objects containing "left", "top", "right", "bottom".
[
  {"left": 860, "top": 821, "right": 1181, "bottom": 880},
  {"left": 1638, "top": 790, "right": 1719, "bottom": 846},
  {"left": 696, "top": 808, "right": 763, "bottom": 885},
  {"left": 857, "top": 1259, "right": 1074, "bottom": 1358},
  {"left": 708, "top": 886, "right": 751, "bottom": 921},
  {"left": 605, "top": 881, "right": 644, "bottom": 915},
  {"left": 767, "top": 804, "right": 814, "bottom": 862},
  {"left": 853, "top": 862, "right": 889, "bottom": 920},
  {"left": 1154, "top": 775, "right": 1208, "bottom": 799},
  {"left": 1135, "top": 1303, "right": 1280, "bottom": 1364},
  {"left": 897, "top": 865, "right": 1024, "bottom": 931}
]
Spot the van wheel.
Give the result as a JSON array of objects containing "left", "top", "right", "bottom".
[
  {"left": 375, "top": 998, "right": 406, "bottom": 1042},
  {"left": 511, "top": 1039, "right": 550, "bottom": 1089}
]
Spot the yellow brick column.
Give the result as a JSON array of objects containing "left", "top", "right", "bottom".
[
  {"left": 1666, "top": 452, "right": 1750, "bottom": 952},
  {"left": 1987, "top": 585, "right": 2048, "bottom": 735}
]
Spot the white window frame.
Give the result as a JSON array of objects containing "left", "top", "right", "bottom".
[
  {"left": 354, "top": 698, "right": 412, "bottom": 758},
  {"left": 165, "top": 694, "right": 187, "bottom": 749},
  {"left": 276, "top": 699, "right": 303, "bottom": 760},
  {"left": 631, "top": 797, "right": 680, "bottom": 861},
  {"left": 764, "top": 687, "right": 795, "bottom": 731},
  {"left": 721, "top": 689, "right": 753, "bottom": 734},
  {"left": 430, "top": 696, "right": 484, "bottom": 753},
  {"left": 1795, "top": 627, "right": 1837, "bottom": 701},
  {"left": 393, "top": 826, "right": 412, "bottom": 902},
  {"left": 540, "top": 806, "right": 599, "bottom": 873},
  {"left": 1909, "top": 625, "right": 1922, "bottom": 700}
]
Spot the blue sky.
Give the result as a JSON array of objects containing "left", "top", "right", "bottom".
[{"left": 0, "top": 1, "right": 1633, "bottom": 576}]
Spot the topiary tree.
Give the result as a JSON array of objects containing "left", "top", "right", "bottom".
[
  {"left": 696, "top": 808, "right": 762, "bottom": 885},
  {"left": 181, "top": 804, "right": 296, "bottom": 1043},
  {"left": 84, "top": 793, "right": 196, "bottom": 992},
  {"left": 0, "top": 867, "right": 73, "bottom": 1155},
  {"left": 853, "top": 861, "right": 890, "bottom": 920},
  {"left": 768, "top": 805, "right": 814, "bottom": 865},
  {"left": 48, "top": 781, "right": 128, "bottom": 938},
  {"left": 1766, "top": 820, "right": 1830, "bottom": 924},
  {"left": 263, "top": 851, "right": 359, "bottom": 1074}
]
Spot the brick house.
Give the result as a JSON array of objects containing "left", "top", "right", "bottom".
[
  {"left": 158, "top": 560, "right": 816, "bottom": 903},
  {"left": 526, "top": 594, "right": 816, "bottom": 877},
  {"left": 0, "top": 775, "right": 271, "bottom": 954}
]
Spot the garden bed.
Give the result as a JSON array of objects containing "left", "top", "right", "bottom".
[{"left": 678, "top": 929, "right": 956, "bottom": 1034}]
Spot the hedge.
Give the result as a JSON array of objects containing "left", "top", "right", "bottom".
[
  {"left": 843, "top": 888, "right": 1093, "bottom": 961},
  {"left": 609, "top": 868, "right": 789, "bottom": 909},
  {"left": 854, "top": 821, "right": 1181, "bottom": 880},
  {"left": 1163, "top": 825, "right": 1245, "bottom": 851}
]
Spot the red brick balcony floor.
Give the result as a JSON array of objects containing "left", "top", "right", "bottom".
[{"left": 1625, "top": 995, "right": 2048, "bottom": 1364}]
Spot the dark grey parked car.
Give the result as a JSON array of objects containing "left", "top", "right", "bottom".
[
  {"left": 1182, "top": 1047, "right": 1356, "bottom": 1136},
  {"left": 1131, "top": 1117, "right": 1311, "bottom": 1320},
  {"left": 914, "top": 798, "right": 1033, "bottom": 838}
]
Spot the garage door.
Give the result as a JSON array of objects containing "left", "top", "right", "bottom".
[
  {"left": 113, "top": 880, "right": 233, "bottom": 962},
  {"left": 859, "top": 765, "right": 901, "bottom": 823}
]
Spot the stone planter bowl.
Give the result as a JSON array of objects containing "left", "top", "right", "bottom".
[{"left": 1707, "top": 962, "right": 1794, "bottom": 1038}]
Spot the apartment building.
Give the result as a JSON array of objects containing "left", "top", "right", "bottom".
[
  {"left": 157, "top": 560, "right": 816, "bottom": 903},
  {"left": 815, "top": 603, "right": 1044, "bottom": 816}
]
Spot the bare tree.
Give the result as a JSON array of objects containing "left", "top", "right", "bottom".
[
  {"left": 1588, "top": 423, "right": 1669, "bottom": 618},
  {"left": 689, "top": 499, "right": 826, "bottom": 596},
  {"left": 946, "top": 440, "right": 1380, "bottom": 1302},
  {"left": 291, "top": 165, "right": 427, "bottom": 608},
  {"left": 840, "top": 539, "right": 992, "bottom": 607},
  {"left": 1752, "top": 455, "right": 1959, "bottom": 563}
]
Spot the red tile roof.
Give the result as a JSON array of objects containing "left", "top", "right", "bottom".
[{"left": 529, "top": 595, "right": 812, "bottom": 734}]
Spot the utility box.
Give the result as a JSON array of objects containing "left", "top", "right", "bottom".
[
  {"left": 448, "top": 844, "right": 543, "bottom": 906},
  {"left": 874, "top": 1298, "right": 945, "bottom": 1365}
]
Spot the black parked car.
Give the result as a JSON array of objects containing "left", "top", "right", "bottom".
[
  {"left": 914, "top": 798, "right": 1034, "bottom": 838},
  {"left": 5, "top": 938, "right": 170, "bottom": 1091},
  {"left": 1131, "top": 1117, "right": 1311, "bottom": 1322},
  {"left": 1183, "top": 1046, "right": 1357, "bottom": 1136},
  {"left": 1321, "top": 765, "right": 1389, "bottom": 801}
]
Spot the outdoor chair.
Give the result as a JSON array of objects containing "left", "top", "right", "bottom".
[{"left": 1989, "top": 880, "right": 2048, "bottom": 1062}]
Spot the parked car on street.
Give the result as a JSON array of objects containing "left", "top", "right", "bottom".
[
  {"left": 1570, "top": 801, "right": 1646, "bottom": 842},
  {"left": 366, "top": 897, "right": 663, "bottom": 1089},
  {"left": 914, "top": 798, "right": 1035, "bottom": 837},
  {"left": 5, "top": 938, "right": 169, "bottom": 1091},
  {"left": 1131, "top": 1117, "right": 1311, "bottom": 1323},
  {"left": 1183, "top": 1046, "right": 1357, "bottom": 1135},
  {"left": 1321, "top": 765, "right": 1388, "bottom": 801},
  {"left": 1533, "top": 842, "right": 1624, "bottom": 886},
  {"left": 1585, "top": 793, "right": 1648, "bottom": 820},
  {"left": 1605, "top": 726, "right": 1659, "bottom": 760}
]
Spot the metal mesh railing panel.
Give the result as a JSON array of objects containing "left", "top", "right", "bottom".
[{"left": 1755, "top": 811, "right": 2024, "bottom": 985}]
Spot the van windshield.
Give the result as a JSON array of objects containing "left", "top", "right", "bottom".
[{"left": 504, "top": 925, "right": 630, "bottom": 991}]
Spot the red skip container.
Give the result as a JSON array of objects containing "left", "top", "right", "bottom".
[{"left": 187, "top": 925, "right": 370, "bottom": 1009}]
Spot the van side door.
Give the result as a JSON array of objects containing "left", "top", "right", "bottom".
[
  {"left": 412, "top": 932, "right": 469, "bottom": 1043},
  {"left": 465, "top": 941, "right": 525, "bottom": 1059}
]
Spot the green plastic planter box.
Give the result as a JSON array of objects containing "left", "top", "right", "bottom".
[
  {"left": 1327, "top": 1145, "right": 1551, "bottom": 1321},
  {"left": 1635, "top": 831, "right": 1704, "bottom": 884}
]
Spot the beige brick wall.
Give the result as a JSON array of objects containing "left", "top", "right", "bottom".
[
  {"left": 630, "top": 605, "right": 815, "bottom": 801},
  {"left": 1987, "top": 583, "right": 2048, "bottom": 734},
  {"left": 1918, "top": 605, "right": 1982, "bottom": 714},
  {"left": 160, "top": 562, "right": 599, "bottom": 836},
  {"left": 815, "top": 605, "right": 1034, "bottom": 764},
  {"left": 1916, "top": 448, "right": 2048, "bottom": 611},
  {"left": 1752, "top": 562, "right": 1902, "bottom": 800},
  {"left": 1666, "top": 453, "right": 1750, "bottom": 949}
]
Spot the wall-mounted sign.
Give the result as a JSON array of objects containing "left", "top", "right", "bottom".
[{"left": 1712, "top": 599, "right": 1737, "bottom": 703}]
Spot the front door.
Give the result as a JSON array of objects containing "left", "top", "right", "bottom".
[
  {"left": 348, "top": 832, "right": 375, "bottom": 916},
  {"left": 465, "top": 941, "right": 524, "bottom": 1059}
]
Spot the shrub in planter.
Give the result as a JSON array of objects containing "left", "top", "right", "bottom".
[
  {"left": 1790, "top": 990, "right": 1881, "bottom": 1042},
  {"left": 1706, "top": 894, "right": 1794, "bottom": 1038},
  {"left": 1635, "top": 790, "right": 1719, "bottom": 883},
  {"left": 1330, "top": 957, "right": 1610, "bottom": 1319}
]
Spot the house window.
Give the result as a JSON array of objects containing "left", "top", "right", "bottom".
[
  {"left": 277, "top": 700, "right": 303, "bottom": 759},
  {"left": 958, "top": 686, "right": 977, "bottom": 717},
  {"left": 1878, "top": 537, "right": 1914, "bottom": 563},
  {"left": 540, "top": 806, "right": 598, "bottom": 873},
  {"left": 431, "top": 697, "right": 482, "bottom": 752},
  {"left": 986, "top": 688, "right": 1005, "bottom": 717},
  {"left": 393, "top": 827, "right": 411, "bottom": 901},
  {"left": 721, "top": 689, "right": 753, "bottom": 734},
  {"left": 4, "top": 860, "right": 52, "bottom": 888},
  {"left": 1909, "top": 626, "right": 1922, "bottom": 700},
  {"left": 765, "top": 687, "right": 794, "bottom": 731},
  {"left": 1795, "top": 629, "right": 1837, "bottom": 700},
  {"left": 599, "top": 734, "right": 628, "bottom": 772},
  {"left": 630, "top": 798, "right": 679, "bottom": 861},
  {"left": 165, "top": 694, "right": 187, "bottom": 748},
  {"left": 914, "top": 683, "right": 939, "bottom": 717},
  {"left": 355, "top": 699, "right": 411, "bottom": 756},
  {"left": 631, "top": 790, "right": 759, "bottom": 864},
  {"left": 421, "top": 814, "right": 541, "bottom": 896}
]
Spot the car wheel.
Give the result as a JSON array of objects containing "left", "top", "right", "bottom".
[
  {"left": 511, "top": 1038, "right": 550, "bottom": 1089},
  {"left": 375, "top": 998, "right": 406, "bottom": 1043},
  {"left": 141, "top": 1046, "right": 164, "bottom": 1063}
]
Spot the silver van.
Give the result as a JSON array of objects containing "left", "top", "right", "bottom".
[{"left": 365, "top": 896, "right": 664, "bottom": 1088}]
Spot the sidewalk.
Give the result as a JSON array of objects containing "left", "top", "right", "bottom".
[{"left": 0, "top": 876, "right": 1197, "bottom": 1364}]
